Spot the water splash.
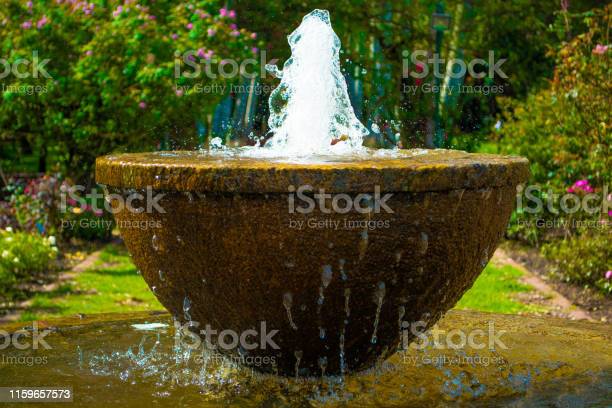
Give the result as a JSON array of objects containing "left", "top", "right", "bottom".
[{"left": 264, "top": 9, "right": 369, "bottom": 156}]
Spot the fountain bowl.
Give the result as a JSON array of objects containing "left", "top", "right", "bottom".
[{"left": 96, "top": 149, "right": 529, "bottom": 376}]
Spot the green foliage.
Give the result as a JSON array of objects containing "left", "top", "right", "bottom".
[
  {"left": 0, "top": 227, "right": 57, "bottom": 296},
  {"left": 498, "top": 8, "right": 610, "bottom": 189},
  {"left": 542, "top": 230, "right": 611, "bottom": 294},
  {"left": 498, "top": 6, "right": 610, "bottom": 294},
  {"left": 0, "top": 0, "right": 258, "bottom": 181}
]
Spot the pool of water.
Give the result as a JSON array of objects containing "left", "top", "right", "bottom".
[{"left": 0, "top": 310, "right": 609, "bottom": 407}]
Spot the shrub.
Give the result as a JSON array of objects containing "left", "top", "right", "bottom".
[
  {"left": 542, "top": 229, "right": 611, "bottom": 294},
  {"left": 498, "top": 6, "right": 610, "bottom": 294},
  {"left": 0, "top": 0, "right": 258, "bottom": 181},
  {"left": 0, "top": 227, "right": 57, "bottom": 296}
]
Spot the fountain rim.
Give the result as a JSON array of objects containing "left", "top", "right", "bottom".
[{"left": 95, "top": 150, "right": 529, "bottom": 193}]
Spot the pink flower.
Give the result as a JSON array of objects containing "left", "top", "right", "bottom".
[
  {"left": 207, "top": 28, "right": 216, "bottom": 37},
  {"left": 593, "top": 44, "right": 609, "bottom": 55},
  {"left": 251, "top": 47, "right": 259, "bottom": 54},
  {"left": 26, "top": 1, "right": 32, "bottom": 9},
  {"left": 175, "top": 88, "right": 184, "bottom": 97},
  {"left": 186, "top": 22, "right": 193, "bottom": 30},
  {"left": 197, "top": 48, "right": 206, "bottom": 58},
  {"left": 228, "top": 10, "right": 236, "bottom": 19},
  {"left": 229, "top": 23, "right": 237, "bottom": 30},
  {"left": 36, "top": 16, "right": 48, "bottom": 29},
  {"left": 112, "top": 6, "right": 123, "bottom": 18},
  {"left": 250, "top": 32, "right": 257, "bottom": 39},
  {"left": 148, "top": 15, "right": 156, "bottom": 20},
  {"left": 230, "top": 30, "right": 240, "bottom": 37},
  {"left": 85, "top": 50, "right": 93, "bottom": 56},
  {"left": 569, "top": 179, "right": 594, "bottom": 194},
  {"left": 606, "top": 271, "right": 612, "bottom": 280},
  {"left": 138, "top": 101, "right": 147, "bottom": 109},
  {"left": 21, "top": 20, "right": 32, "bottom": 29},
  {"left": 219, "top": 8, "right": 227, "bottom": 17},
  {"left": 94, "top": 209, "right": 103, "bottom": 217},
  {"left": 171, "top": 33, "right": 179, "bottom": 40}
]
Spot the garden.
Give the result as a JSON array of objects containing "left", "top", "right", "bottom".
[
  {"left": 1, "top": 0, "right": 608, "bottom": 321},
  {"left": 0, "top": 0, "right": 609, "bottom": 405}
]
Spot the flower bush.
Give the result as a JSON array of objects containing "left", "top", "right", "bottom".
[
  {"left": 0, "top": 227, "right": 57, "bottom": 297},
  {"left": 499, "top": 6, "right": 610, "bottom": 294},
  {"left": 0, "top": 0, "right": 259, "bottom": 181}
]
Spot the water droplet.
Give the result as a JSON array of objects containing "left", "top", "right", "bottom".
[
  {"left": 418, "top": 232, "right": 429, "bottom": 255},
  {"left": 395, "top": 250, "right": 403, "bottom": 266},
  {"left": 283, "top": 292, "right": 298, "bottom": 330},
  {"left": 319, "top": 327, "right": 326, "bottom": 339},
  {"left": 183, "top": 297, "right": 192, "bottom": 321},
  {"left": 176, "top": 235, "right": 183, "bottom": 245},
  {"left": 344, "top": 288, "right": 351, "bottom": 318},
  {"left": 398, "top": 305, "right": 406, "bottom": 331},
  {"left": 294, "top": 350, "right": 303, "bottom": 379},
  {"left": 339, "top": 259, "right": 347, "bottom": 281},
  {"left": 359, "top": 229, "right": 369, "bottom": 260},
  {"left": 158, "top": 269, "right": 165, "bottom": 281},
  {"left": 152, "top": 234, "right": 160, "bottom": 251},
  {"left": 318, "top": 356, "right": 328, "bottom": 377},
  {"left": 321, "top": 265, "right": 333, "bottom": 287},
  {"left": 371, "top": 282, "right": 386, "bottom": 344},
  {"left": 480, "top": 248, "right": 489, "bottom": 268}
]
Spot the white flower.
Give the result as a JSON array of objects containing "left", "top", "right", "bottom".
[
  {"left": 1, "top": 250, "right": 9, "bottom": 259},
  {"left": 48, "top": 236, "right": 57, "bottom": 246},
  {"left": 5, "top": 226, "right": 13, "bottom": 233},
  {"left": 13, "top": 257, "right": 19, "bottom": 264}
]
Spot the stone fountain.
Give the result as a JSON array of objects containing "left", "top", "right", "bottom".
[{"left": 95, "top": 10, "right": 530, "bottom": 376}]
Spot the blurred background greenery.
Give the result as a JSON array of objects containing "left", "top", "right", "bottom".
[{"left": 0, "top": 1, "right": 609, "bottom": 318}]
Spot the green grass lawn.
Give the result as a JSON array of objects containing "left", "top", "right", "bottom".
[
  {"left": 457, "top": 263, "right": 543, "bottom": 314},
  {"left": 19, "top": 245, "right": 540, "bottom": 321},
  {"left": 20, "top": 244, "right": 161, "bottom": 322}
]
